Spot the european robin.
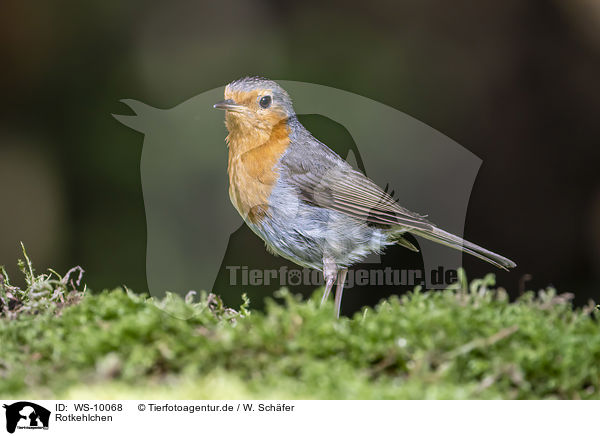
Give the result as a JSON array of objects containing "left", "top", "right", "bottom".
[{"left": 214, "top": 77, "right": 516, "bottom": 318}]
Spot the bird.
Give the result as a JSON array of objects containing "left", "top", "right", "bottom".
[{"left": 214, "top": 76, "right": 516, "bottom": 318}]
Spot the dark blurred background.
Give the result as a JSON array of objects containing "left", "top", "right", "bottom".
[{"left": 1, "top": 0, "right": 599, "bottom": 308}]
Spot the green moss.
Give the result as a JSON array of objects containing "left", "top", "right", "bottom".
[{"left": 0, "top": 271, "right": 598, "bottom": 399}]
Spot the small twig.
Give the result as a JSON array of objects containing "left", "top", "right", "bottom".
[
  {"left": 63, "top": 266, "right": 85, "bottom": 288},
  {"left": 443, "top": 325, "right": 519, "bottom": 360},
  {"left": 369, "top": 353, "right": 398, "bottom": 376}
]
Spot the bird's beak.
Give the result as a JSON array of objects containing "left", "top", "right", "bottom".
[{"left": 213, "top": 99, "right": 244, "bottom": 112}]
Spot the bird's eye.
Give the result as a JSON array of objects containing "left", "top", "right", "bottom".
[{"left": 259, "top": 95, "right": 272, "bottom": 109}]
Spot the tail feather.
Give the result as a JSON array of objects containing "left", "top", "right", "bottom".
[
  {"left": 410, "top": 227, "right": 516, "bottom": 270},
  {"left": 392, "top": 235, "right": 420, "bottom": 252}
]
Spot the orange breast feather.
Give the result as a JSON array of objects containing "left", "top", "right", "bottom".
[{"left": 228, "top": 120, "right": 291, "bottom": 224}]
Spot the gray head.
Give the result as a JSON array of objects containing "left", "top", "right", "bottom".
[{"left": 213, "top": 76, "right": 295, "bottom": 124}]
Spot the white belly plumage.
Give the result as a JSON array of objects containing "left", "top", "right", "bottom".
[{"left": 245, "top": 177, "right": 395, "bottom": 271}]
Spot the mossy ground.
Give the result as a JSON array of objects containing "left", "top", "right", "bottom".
[{"left": 1, "top": 247, "right": 599, "bottom": 399}]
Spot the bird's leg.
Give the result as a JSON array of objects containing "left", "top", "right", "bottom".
[
  {"left": 321, "top": 275, "right": 335, "bottom": 306},
  {"left": 321, "top": 258, "right": 337, "bottom": 306},
  {"left": 334, "top": 268, "right": 348, "bottom": 318}
]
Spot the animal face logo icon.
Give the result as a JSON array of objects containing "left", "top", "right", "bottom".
[{"left": 3, "top": 402, "right": 50, "bottom": 433}]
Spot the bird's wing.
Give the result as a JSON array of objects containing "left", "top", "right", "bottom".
[
  {"left": 279, "top": 124, "right": 516, "bottom": 270},
  {"left": 279, "top": 129, "right": 435, "bottom": 232},
  {"left": 290, "top": 166, "right": 436, "bottom": 231}
]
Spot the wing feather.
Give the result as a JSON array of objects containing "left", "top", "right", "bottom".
[
  {"left": 290, "top": 167, "right": 434, "bottom": 231},
  {"left": 278, "top": 121, "right": 516, "bottom": 270}
]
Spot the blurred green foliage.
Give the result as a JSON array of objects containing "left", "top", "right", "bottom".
[{"left": 1, "top": 266, "right": 598, "bottom": 399}]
